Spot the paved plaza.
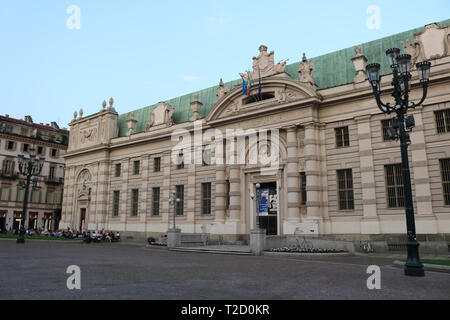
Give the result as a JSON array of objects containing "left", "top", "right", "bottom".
[{"left": 0, "top": 240, "right": 449, "bottom": 300}]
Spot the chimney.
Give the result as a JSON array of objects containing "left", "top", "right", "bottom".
[
  {"left": 25, "top": 115, "right": 33, "bottom": 123},
  {"left": 50, "top": 121, "right": 59, "bottom": 129}
]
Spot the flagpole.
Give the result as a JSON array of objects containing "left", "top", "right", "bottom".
[{"left": 258, "top": 67, "right": 262, "bottom": 101}]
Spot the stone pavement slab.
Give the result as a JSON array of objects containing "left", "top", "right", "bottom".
[{"left": 0, "top": 241, "right": 449, "bottom": 300}]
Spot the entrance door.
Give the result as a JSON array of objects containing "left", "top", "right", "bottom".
[
  {"left": 257, "top": 182, "right": 277, "bottom": 235},
  {"left": 0, "top": 217, "right": 5, "bottom": 232},
  {"left": 13, "top": 219, "right": 20, "bottom": 230},
  {"left": 79, "top": 208, "right": 86, "bottom": 232}
]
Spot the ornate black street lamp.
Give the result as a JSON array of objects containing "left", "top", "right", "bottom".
[
  {"left": 17, "top": 147, "right": 45, "bottom": 243},
  {"left": 366, "top": 48, "right": 431, "bottom": 277},
  {"left": 250, "top": 183, "right": 261, "bottom": 229},
  {"left": 168, "top": 189, "right": 180, "bottom": 229}
]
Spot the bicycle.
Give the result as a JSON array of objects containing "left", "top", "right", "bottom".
[{"left": 290, "top": 236, "right": 314, "bottom": 251}]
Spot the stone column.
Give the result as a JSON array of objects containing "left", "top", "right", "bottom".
[
  {"left": 355, "top": 115, "right": 380, "bottom": 234},
  {"left": 304, "top": 123, "right": 321, "bottom": 221},
  {"left": 229, "top": 165, "right": 241, "bottom": 223},
  {"left": 61, "top": 166, "right": 75, "bottom": 229},
  {"left": 214, "top": 165, "right": 226, "bottom": 223},
  {"left": 284, "top": 126, "right": 301, "bottom": 233},
  {"left": 120, "top": 159, "right": 129, "bottom": 227},
  {"left": 96, "top": 160, "right": 110, "bottom": 230},
  {"left": 140, "top": 156, "right": 149, "bottom": 232},
  {"left": 409, "top": 107, "right": 436, "bottom": 233},
  {"left": 186, "top": 161, "right": 196, "bottom": 232},
  {"left": 161, "top": 151, "right": 171, "bottom": 225}
]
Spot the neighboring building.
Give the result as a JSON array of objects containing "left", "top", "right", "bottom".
[
  {"left": 0, "top": 115, "right": 69, "bottom": 232},
  {"left": 60, "top": 21, "right": 450, "bottom": 241}
]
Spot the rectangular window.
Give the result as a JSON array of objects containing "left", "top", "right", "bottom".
[
  {"left": 7, "top": 141, "right": 14, "bottom": 150},
  {"left": 385, "top": 164, "right": 405, "bottom": 208},
  {"left": 49, "top": 166, "right": 55, "bottom": 179},
  {"left": 20, "top": 127, "right": 28, "bottom": 136},
  {"left": 335, "top": 126, "right": 349, "bottom": 148},
  {"left": 154, "top": 157, "right": 161, "bottom": 172},
  {"left": 37, "top": 146, "right": 44, "bottom": 155},
  {"left": 300, "top": 172, "right": 307, "bottom": 205},
  {"left": 440, "top": 158, "right": 450, "bottom": 206},
  {"left": 51, "top": 149, "right": 57, "bottom": 157},
  {"left": 133, "top": 160, "right": 140, "bottom": 175},
  {"left": 113, "top": 191, "right": 120, "bottom": 217},
  {"left": 226, "top": 180, "right": 230, "bottom": 209},
  {"left": 337, "top": 169, "right": 354, "bottom": 210},
  {"left": 16, "top": 188, "right": 24, "bottom": 202},
  {"left": 175, "top": 185, "right": 184, "bottom": 216},
  {"left": 435, "top": 109, "right": 450, "bottom": 133},
  {"left": 4, "top": 125, "right": 13, "bottom": 133},
  {"left": 0, "top": 188, "right": 10, "bottom": 201},
  {"left": 115, "top": 163, "right": 121, "bottom": 177},
  {"left": 46, "top": 191, "right": 55, "bottom": 204},
  {"left": 202, "top": 183, "right": 212, "bottom": 215},
  {"left": 131, "top": 189, "right": 139, "bottom": 216},
  {"left": 152, "top": 187, "right": 160, "bottom": 216},
  {"left": 381, "top": 119, "right": 393, "bottom": 141},
  {"left": 2, "top": 159, "right": 15, "bottom": 174},
  {"left": 22, "top": 143, "right": 29, "bottom": 153},
  {"left": 31, "top": 190, "right": 40, "bottom": 203}
]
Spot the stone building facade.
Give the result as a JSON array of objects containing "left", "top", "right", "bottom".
[
  {"left": 60, "top": 21, "right": 450, "bottom": 241},
  {"left": 0, "top": 115, "right": 68, "bottom": 232}
]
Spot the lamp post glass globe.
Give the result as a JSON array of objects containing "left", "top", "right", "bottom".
[
  {"left": 250, "top": 193, "right": 255, "bottom": 200},
  {"left": 416, "top": 61, "right": 431, "bottom": 82},
  {"left": 396, "top": 54, "right": 412, "bottom": 75},
  {"left": 366, "top": 63, "right": 380, "bottom": 86},
  {"left": 386, "top": 48, "right": 400, "bottom": 67}
]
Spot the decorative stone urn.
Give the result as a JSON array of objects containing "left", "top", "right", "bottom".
[{"left": 190, "top": 93, "right": 203, "bottom": 121}]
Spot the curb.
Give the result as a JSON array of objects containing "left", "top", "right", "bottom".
[
  {"left": 0, "top": 238, "right": 82, "bottom": 243},
  {"left": 392, "top": 260, "right": 450, "bottom": 274},
  {"left": 263, "top": 251, "right": 352, "bottom": 257}
]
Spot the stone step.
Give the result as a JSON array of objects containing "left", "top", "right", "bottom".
[{"left": 169, "top": 246, "right": 253, "bottom": 255}]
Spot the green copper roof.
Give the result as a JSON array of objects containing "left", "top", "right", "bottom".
[{"left": 118, "top": 19, "right": 450, "bottom": 137}]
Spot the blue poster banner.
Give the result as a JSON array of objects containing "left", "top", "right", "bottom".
[{"left": 257, "top": 188, "right": 269, "bottom": 216}]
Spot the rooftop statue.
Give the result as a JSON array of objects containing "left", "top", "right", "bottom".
[
  {"left": 298, "top": 53, "right": 317, "bottom": 90},
  {"left": 240, "top": 45, "right": 288, "bottom": 84}
]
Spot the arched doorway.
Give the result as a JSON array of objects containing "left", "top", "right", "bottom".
[{"left": 75, "top": 169, "right": 92, "bottom": 232}]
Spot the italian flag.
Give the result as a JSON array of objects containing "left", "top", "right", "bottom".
[{"left": 247, "top": 72, "right": 251, "bottom": 96}]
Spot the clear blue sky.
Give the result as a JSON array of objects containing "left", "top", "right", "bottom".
[{"left": 0, "top": 0, "right": 448, "bottom": 128}]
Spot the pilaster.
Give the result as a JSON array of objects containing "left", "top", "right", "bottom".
[
  {"left": 355, "top": 115, "right": 380, "bottom": 234},
  {"left": 409, "top": 107, "right": 437, "bottom": 232}
]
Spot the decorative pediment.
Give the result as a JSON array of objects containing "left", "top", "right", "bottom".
[
  {"left": 146, "top": 102, "right": 175, "bottom": 131},
  {"left": 239, "top": 45, "right": 289, "bottom": 83},
  {"left": 206, "top": 77, "right": 319, "bottom": 123}
]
